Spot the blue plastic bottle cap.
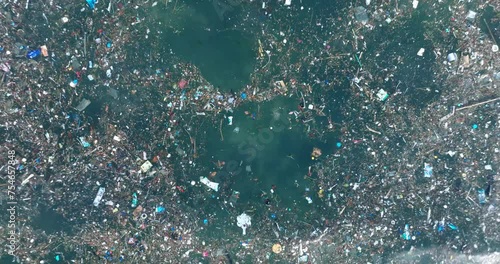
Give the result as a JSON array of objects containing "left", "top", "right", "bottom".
[
  {"left": 472, "top": 124, "right": 478, "bottom": 129},
  {"left": 203, "top": 219, "right": 208, "bottom": 224},
  {"left": 336, "top": 142, "right": 342, "bottom": 148}
]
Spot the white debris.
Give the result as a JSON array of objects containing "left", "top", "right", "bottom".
[
  {"left": 113, "top": 135, "right": 121, "bottom": 142},
  {"left": 376, "top": 89, "right": 389, "bottom": 101},
  {"left": 412, "top": 0, "right": 418, "bottom": 9},
  {"left": 485, "top": 165, "right": 492, "bottom": 170},
  {"left": 237, "top": 213, "right": 252, "bottom": 235},
  {"left": 284, "top": 0, "right": 292, "bottom": 6},
  {"left": 141, "top": 160, "right": 153, "bottom": 173},
  {"left": 200, "top": 176, "right": 219, "bottom": 192},
  {"left": 228, "top": 116, "right": 233, "bottom": 126},
  {"left": 447, "top": 53, "right": 458, "bottom": 62},
  {"left": 466, "top": 10, "right": 477, "bottom": 21},
  {"left": 21, "top": 174, "right": 35, "bottom": 186},
  {"left": 417, "top": 48, "right": 425, "bottom": 56},
  {"left": 93, "top": 187, "right": 106, "bottom": 206}
]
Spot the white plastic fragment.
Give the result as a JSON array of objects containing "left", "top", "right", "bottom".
[
  {"left": 141, "top": 160, "right": 153, "bottom": 173},
  {"left": 305, "top": 197, "right": 313, "bottom": 204},
  {"left": 284, "top": 0, "right": 292, "bottom": 6},
  {"left": 493, "top": 45, "right": 499, "bottom": 52},
  {"left": 412, "top": 0, "right": 418, "bottom": 9},
  {"left": 236, "top": 213, "right": 251, "bottom": 235},
  {"left": 113, "top": 135, "right": 121, "bottom": 142},
  {"left": 466, "top": 10, "right": 477, "bottom": 21},
  {"left": 424, "top": 163, "right": 433, "bottom": 177},
  {"left": 308, "top": 104, "right": 314, "bottom": 110},
  {"left": 200, "top": 176, "right": 219, "bottom": 192},
  {"left": 93, "top": 187, "right": 106, "bottom": 206},
  {"left": 447, "top": 53, "right": 457, "bottom": 62},
  {"left": 485, "top": 165, "right": 492, "bottom": 170},
  {"left": 21, "top": 174, "right": 35, "bottom": 186},
  {"left": 376, "top": 89, "right": 389, "bottom": 101},
  {"left": 228, "top": 116, "right": 233, "bottom": 125},
  {"left": 417, "top": 48, "right": 425, "bottom": 56}
]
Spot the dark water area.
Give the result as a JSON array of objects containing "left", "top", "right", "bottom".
[
  {"left": 32, "top": 206, "right": 73, "bottom": 235},
  {"left": 158, "top": 1, "right": 256, "bottom": 92}
]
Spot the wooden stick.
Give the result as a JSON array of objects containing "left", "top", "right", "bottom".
[
  {"left": 456, "top": 97, "right": 500, "bottom": 112},
  {"left": 366, "top": 125, "right": 381, "bottom": 135},
  {"left": 483, "top": 19, "right": 498, "bottom": 46},
  {"left": 219, "top": 119, "right": 224, "bottom": 141}
]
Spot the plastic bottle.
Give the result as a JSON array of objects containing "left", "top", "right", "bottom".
[{"left": 26, "top": 49, "right": 41, "bottom": 59}]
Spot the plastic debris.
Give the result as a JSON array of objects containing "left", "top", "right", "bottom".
[
  {"left": 412, "top": 0, "right": 419, "bottom": 9},
  {"left": 26, "top": 49, "right": 41, "bottom": 59},
  {"left": 424, "top": 163, "right": 433, "bottom": 178},
  {"left": 40, "top": 45, "right": 49, "bottom": 57},
  {"left": 354, "top": 6, "right": 369, "bottom": 24},
  {"left": 131, "top": 193, "right": 138, "bottom": 208},
  {"left": 78, "top": 137, "right": 91, "bottom": 148},
  {"left": 141, "top": 160, "right": 153, "bottom": 173},
  {"left": 478, "top": 189, "right": 486, "bottom": 204},
  {"left": 402, "top": 224, "right": 411, "bottom": 240},
  {"left": 93, "top": 187, "right": 106, "bottom": 206},
  {"left": 272, "top": 243, "right": 282, "bottom": 253},
  {"left": 417, "top": 48, "right": 425, "bottom": 56},
  {"left": 447, "top": 53, "right": 458, "bottom": 62},
  {"left": 155, "top": 206, "right": 165, "bottom": 214},
  {"left": 236, "top": 213, "right": 251, "bottom": 235},
  {"left": 466, "top": 10, "right": 477, "bottom": 22},
  {"left": 86, "top": 0, "right": 95, "bottom": 10},
  {"left": 376, "top": 89, "right": 389, "bottom": 101},
  {"left": 200, "top": 176, "right": 219, "bottom": 192},
  {"left": 74, "top": 99, "right": 91, "bottom": 111}
]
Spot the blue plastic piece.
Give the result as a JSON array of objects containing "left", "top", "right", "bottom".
[
  {"left": 336, "top": 142, "right": 342, "bottom": 148},
  {"left": 203, "top": 219, "right": 208, "bottom": 225},
  {"left": 241, "top": 92, "right": 247, "bottom": 99},
  {"left": 156, "top": 206, "right": 165, "bottom": 213},
  {"left": 402, "top": 224, "right": 411, "bottom": 240},
  {"left": 27, "top": 49, "right": 41, "bottom": 59},
  {"left": 86, "top": 0, "right": 95, "bottom": 9},
  {"left": 448, "top": 223, "right": 458, "bottom": 230},
  {"left": 478, "top": 189, "right": 486, "bottom": 204}
]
